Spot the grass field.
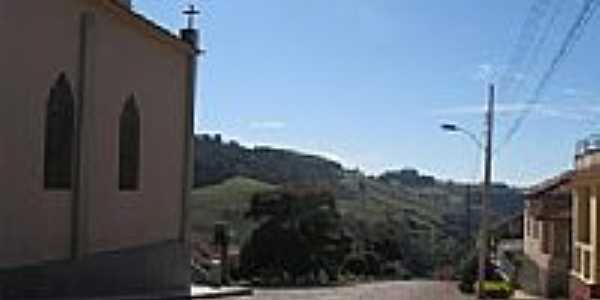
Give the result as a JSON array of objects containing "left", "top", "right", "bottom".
[{"left": 190, "top": 177, "right": 277, "bottom": 245}]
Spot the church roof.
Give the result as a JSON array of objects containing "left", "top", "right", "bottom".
[{"left": 100, "top": 0, "right": 196, "bottom": 54}]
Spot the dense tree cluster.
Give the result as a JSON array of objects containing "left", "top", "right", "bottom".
[
  {"left": 240, "top": 189, "right": 351, "bottom": 284},
  {"left": 238, "top": 188, "right": 471, "bottom": 285}
]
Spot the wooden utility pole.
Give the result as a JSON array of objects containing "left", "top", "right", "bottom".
[
  {"left": 465, "top": 185, "right": 472, "bottom": 242},
  {"left": 477, "top": 84, "right": 494, "bottom": 299},
  {"left": 359, "top": 178, "right": 366, "bottom": 208}
]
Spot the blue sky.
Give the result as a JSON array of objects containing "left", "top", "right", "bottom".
[{"left": 136, "top": 0, "right": 600, "bottom": 186}]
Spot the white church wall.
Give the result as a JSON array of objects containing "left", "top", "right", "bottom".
[
  {"left": 0, "top": 0, "right": 190, "bottom": 267},
  {"left": 0, "top": 0, "right": 84, "bottom": 268},
  {"left": 86, "top": 3, "right": 188, "bottom": 254}
]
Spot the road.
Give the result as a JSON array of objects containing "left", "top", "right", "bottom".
[{"left": 228, "top": 281, "right": 475, "bottom": 300}]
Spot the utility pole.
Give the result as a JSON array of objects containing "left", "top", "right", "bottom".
[
  {"left": 359, "top": 177, "right": 366, "bottom": 208},
  {"left": 465, "top": 185, "right": 472, "bottom": 242},
  {"left": 477, "top": 84, "right": 494, "bottom": 299}
]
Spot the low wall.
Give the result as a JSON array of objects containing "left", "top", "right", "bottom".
[
  {"left": 0, "top": 240, "right": 190, "bottom": 299},
  {"left": 518, "top": 255, "right": 542, "bottom": 296},
  {"left": 569, "top": 275, "right": 600, "bottom": 300}
]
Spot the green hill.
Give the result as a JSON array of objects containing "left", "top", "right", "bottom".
[
  {"left": 191, "top": 134, "right": 524, "bottom": 249},
  {"left": 190, "top": 177, "right": 277, "bottom": 245},
  {"left": 194, "top": 134, "right": 342, "bottom": 188},
  {"left": 189, "top": 175, "right": 449, "bottom": 256}
]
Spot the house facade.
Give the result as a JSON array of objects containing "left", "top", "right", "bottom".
[
  {"left": 521, "top": 171, "right": 572, "bottom": 298},
  {"left": 571, "top": 136, "right": 600, "bottom": 300},
  {"left": 0, "top": 0, "right": 198, "bottom": 298}
]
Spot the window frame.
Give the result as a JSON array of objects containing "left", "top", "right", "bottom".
[
  {"left": 118, "top": 95, "right": 141, "bottom": 191},
  {"left": 44, "top": 73, "right": 75, "bottom": 190}
]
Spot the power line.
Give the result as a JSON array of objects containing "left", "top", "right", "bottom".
[
  {"left": 497, "top": 0, "right": 600, "bottom": 150},
  {"left": 498, "top": 0, "right": 555, "bottom": 93},
  {"left": 502, "top": 0, "right": 565, "bottom": 104}
]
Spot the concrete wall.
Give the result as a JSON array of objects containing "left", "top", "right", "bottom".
[
  {"left": 0, "top": 241, "right": 189, "bottom": 299},
  {"left": 85, "top": 0, "right": 187, "bottom": 254},
  {"left": 575, "top": 151, "right": 600, "bottom": 170},
  {"left": 524, "top": 209, "right": 552, "bottom": 268},
  {"left": 523, "top": 207, "right": 570, "bottom": 297},
  {"left": 570, "top": 275, "right": 600, "bottom": 300},
  {"left": 0, "top": 0, "right": 81, "bottom": 268},
  {"left": 0, "top": 0, "right": 189, "bottom": 268}
]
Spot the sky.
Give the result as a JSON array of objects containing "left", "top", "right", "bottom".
[{"left": 135, "top": 0, "right": 600, "bottom": 186}]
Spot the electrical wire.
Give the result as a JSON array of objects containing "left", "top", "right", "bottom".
[{"left": 497, "top": 0, "right": 600, "bottom": 151}]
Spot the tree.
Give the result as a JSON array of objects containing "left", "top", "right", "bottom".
[{"left": 240, "top": 188, "right": 351, "bottom": 284}]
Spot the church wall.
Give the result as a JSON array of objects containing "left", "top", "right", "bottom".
[
  {"left": 0, "top": 0, "right": 189, "bottom": 267},
  {"left": 0, "top": 0, "right": 85, "bottom": 268},
  {"left": 86, "top": 3, "right": 187, "bottom": 254}
]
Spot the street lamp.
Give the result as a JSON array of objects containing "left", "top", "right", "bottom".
[
  {"left": 440, "top": 123, "right": 483, "bottom": 149},
  {"left": 441, "top": 123, "right": 480, "bottom": 244},
  {"left": 441, "top": 122, "right": 487, "bottom": 297},
  {"left": 441, "top": 84, "right": 495, "bottom": 299}
]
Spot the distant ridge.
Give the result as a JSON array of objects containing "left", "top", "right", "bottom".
[
  {"left": 193, "top": 133, "right": 523, "bottom": 223},
  {"left": 194, "top": 134, "right": 343, "bottom": 188}
]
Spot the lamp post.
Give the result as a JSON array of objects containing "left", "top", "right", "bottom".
[
  {"left": 441, "top": 83, "right": 495, "bottom": 299},
  {"left": 440, "top": 124, "right": 483, "bottom": 150},
  {"left": 441, "top": 124, "right": 479, "bottom": 245}
]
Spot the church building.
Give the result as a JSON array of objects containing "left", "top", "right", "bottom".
[{"left": 0, "top": 0, "right": 199, "bottom": 298}]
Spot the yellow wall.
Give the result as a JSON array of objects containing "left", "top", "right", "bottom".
[{"left": 572, "top": 159, "right": 600, "bottom": 284}]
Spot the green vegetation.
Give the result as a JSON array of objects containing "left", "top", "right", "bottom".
[
  {"left": 194, "top": 134, "right": 342, "bottom": 188},
  {"left": 190, "top": 177, "right": 276, "bottom": 244},
  {"left": 481, "top": 281, "right": 514, "bottom": 299},
  {"left": 191, "top": 134, "right": 524, "bottom": 283},
  {"left": 240, "top": 188, "right": 351, "bottom": 285}
]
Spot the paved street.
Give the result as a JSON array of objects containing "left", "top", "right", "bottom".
[{"left": 228, "top": 281, "right": 475, "bottom": 300}]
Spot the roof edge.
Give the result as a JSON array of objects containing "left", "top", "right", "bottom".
[
  {"left": 95, "top": 0, "right": 197, "bottom": 55},
  {"left": 525, "top": 170, "right": 574, "bottom": 198}
]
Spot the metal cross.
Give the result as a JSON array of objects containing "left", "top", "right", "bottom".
[{"left": 183, "top": 4, "right": 200, "bottom": 29}]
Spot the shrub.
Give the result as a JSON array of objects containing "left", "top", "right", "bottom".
[{"left": 481, "top": 280, "right": 514, "bottom": 299}]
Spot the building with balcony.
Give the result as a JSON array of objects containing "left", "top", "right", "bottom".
[
  {"left": 571, "top": 135, "right": 600, "bottom": 300},
  {"left": 520, "top": 171, "right": 572, "bottom": 298}
]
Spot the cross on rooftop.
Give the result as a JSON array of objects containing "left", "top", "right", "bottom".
[{"left": 183, "top": 4, "right": 200, "bottom": 29}]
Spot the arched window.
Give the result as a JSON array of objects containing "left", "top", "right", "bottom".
[
  {"left": 119, "top": 96, "right": 140, "bottom": 190},
  {"left": 44, "top": 73, "right": 75, "bottom": 190}
]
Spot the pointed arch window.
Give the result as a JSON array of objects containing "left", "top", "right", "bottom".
[
  {"left": 119, "top": 96, "right": 140, "bottom": 190},
  {"left": 44, "top": 73, "right": 75, "bottom": 190}
]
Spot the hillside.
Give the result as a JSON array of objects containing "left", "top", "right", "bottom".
[
  {"left": 190, "top": 176, "right": 446, "bottom": 248},
  {"left": 192, "top": 134, "right": 524, "bottom": 248},
  {"left": 190, "top": 177, "right": 276, "bottom": 244},
  {"left": 194, "top": 134, "right": 343, "bottom": 188}
]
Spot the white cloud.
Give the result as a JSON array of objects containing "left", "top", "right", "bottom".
[
  {"left": 434, "top": 103, "right": 532, "bottom": 116},
  {"left": 472, "top": 63, "right": 528, "bottom": 85},
  {"left": 249, "top": 121, "right": 287, "bottom": 130},
  {"left": 474, "top": 64, "right": 496, "bottom": 82},
  {"left": 434, "top": 102, "right": 596, "bottom": 122}
]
